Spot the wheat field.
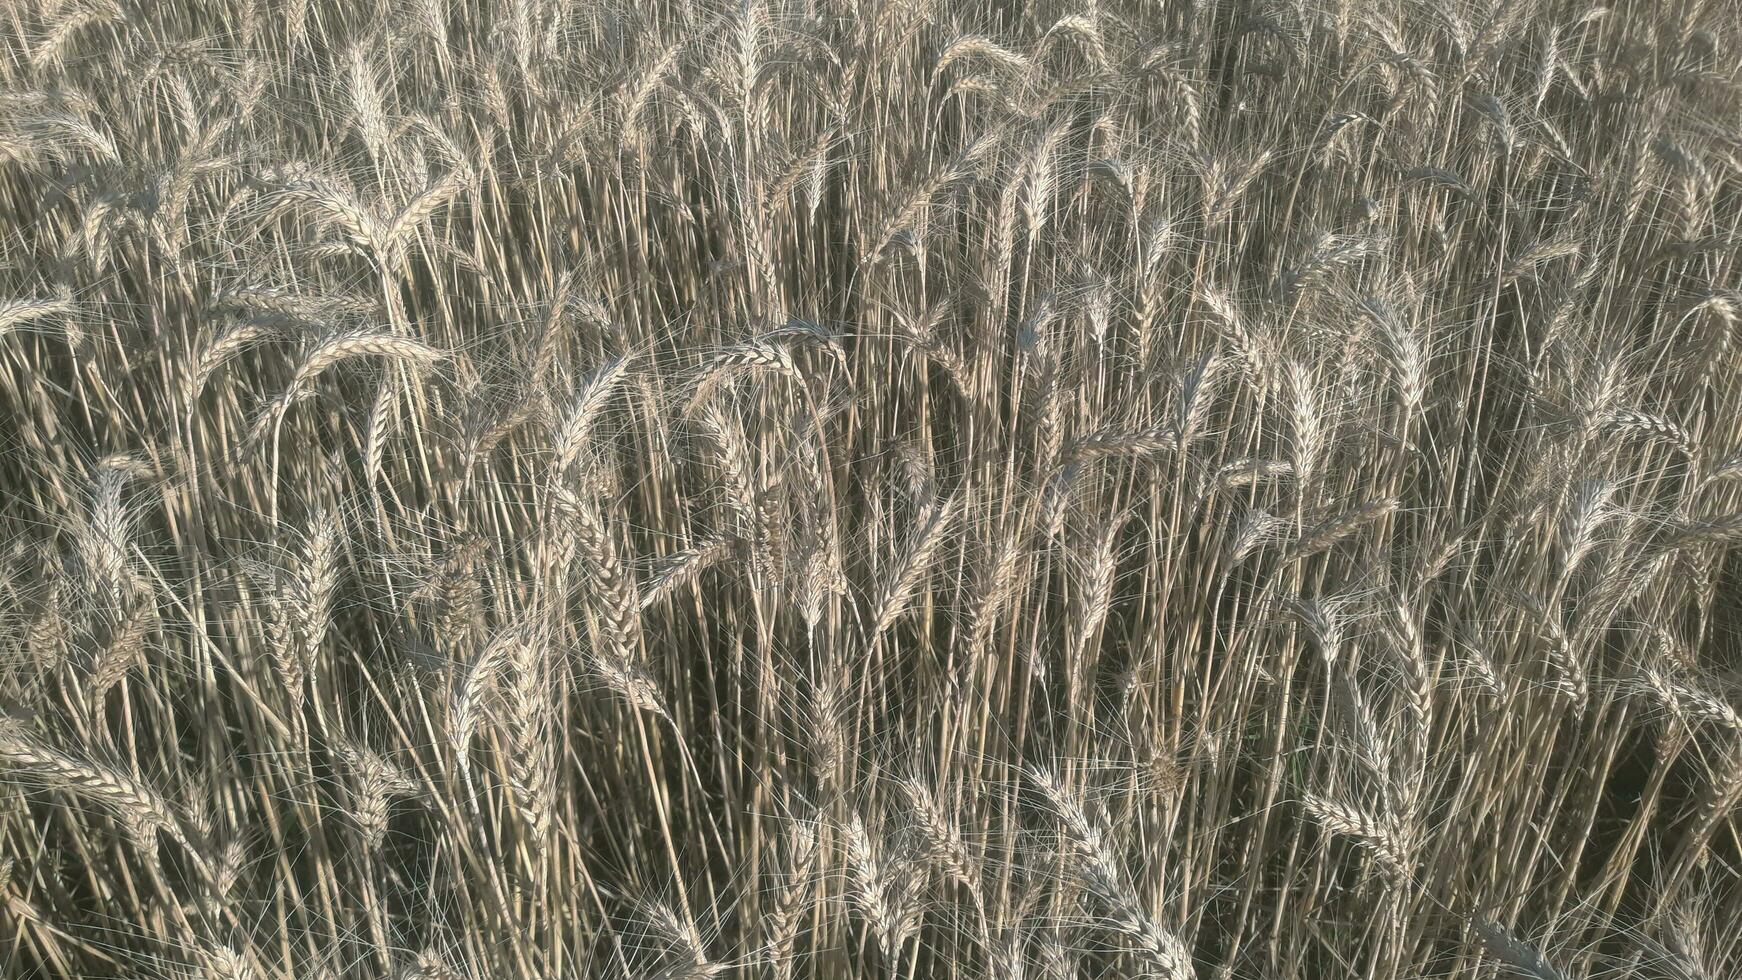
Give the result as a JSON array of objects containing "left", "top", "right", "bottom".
[{"left": 0, "top": 0, "right": 1738, "bottom": 977}]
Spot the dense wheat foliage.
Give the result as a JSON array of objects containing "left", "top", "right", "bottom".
[{"left": 0, "top": 0, "right": 1740, "bottom": 977}]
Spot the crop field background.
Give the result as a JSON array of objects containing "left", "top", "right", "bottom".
[{"left": 0, "top": 0, "right": 1739, "bottom": 977}]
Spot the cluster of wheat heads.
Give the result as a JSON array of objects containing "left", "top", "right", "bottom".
[{"left": 0, "top": 0, "right": 1739, "bottom": 977}]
